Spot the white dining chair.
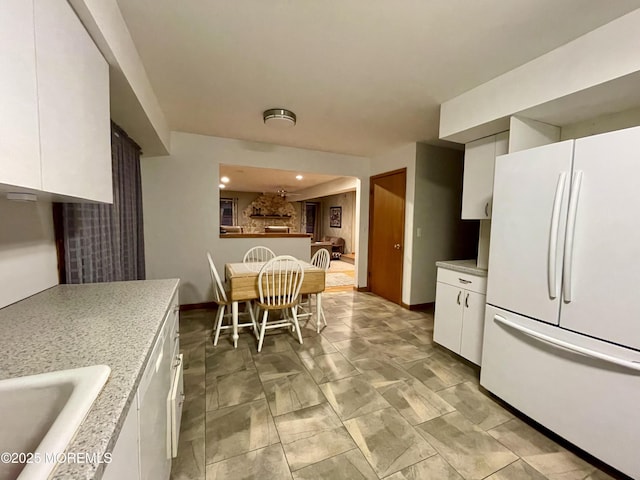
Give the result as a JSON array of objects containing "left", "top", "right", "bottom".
[
  {"left": 298, "top": 248, "right": 330, "bottom": 332},
  {"left": 243, "top": 245, "right": 276, "bottom": 263},
  {"left": 207, "top": 252, "right": 258, "bottom": 345},
  {"left": 255, "top": 255, "right": 305, "bottom": 352}
]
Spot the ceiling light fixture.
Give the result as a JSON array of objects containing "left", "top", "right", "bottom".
[
  {"left": 263, "top": 108, "right": 296, "bottom": 128},
  {"left": 296, "top": 175, "right": 303, "bottom": 180},
  {"left": 220, "top": 176, "right": 230, "bottom": 183},
  {"left": 219, "top": 184, "right": 225, "bottom": 189}
]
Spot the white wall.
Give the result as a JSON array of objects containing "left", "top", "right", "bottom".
[
  {"left": 141, "top": 132, "right": 369, "bottom": 304},
  {"left": 294, "top": 177, "right": 358, "bottom": 201},
  {"left": 320, "top": 191, "right": 356, "bottom": 253},
  {"left": 370, "top": 143, "right": 417, "bottom": 305},
  {"left": 411, "top": 144, "right": 469, "bottom": 304},
  {"left": 561, "top": 106, "right": 640, "bottom": 140},
  {"left": 0, "top": 199, "right": 58, "bottom": 308}
]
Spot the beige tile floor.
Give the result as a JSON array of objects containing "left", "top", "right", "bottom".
[{"left": 171, "top": 291, "right": 626, "bottom": 480}]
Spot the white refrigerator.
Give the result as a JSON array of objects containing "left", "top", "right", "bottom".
[{"left": 481, "top": 126, "right": 640, "bottom": 479}]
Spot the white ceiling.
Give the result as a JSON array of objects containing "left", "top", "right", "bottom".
[
  {"left": 116, "top": 1, "right": 640, "bottom": 156},
  {"left": 219, "top": 164, "right": 341, "bottom": 194}
]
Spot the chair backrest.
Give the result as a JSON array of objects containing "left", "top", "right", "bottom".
[
  {"left": 310, "top": 248, "right": 330, "bottom": 271},
  {"left": 243, "top": 245, "right": 276, "bottom": 263},
  {"left": 258, "top": 255, "right": 305, "bottom": 307},
  {"left": 207, "top": 252, "right": 228, "bottom": 304}
]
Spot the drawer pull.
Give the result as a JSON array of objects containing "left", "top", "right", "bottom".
[{"left": 458, "top": 278, "right": 472, "bottom": 284}]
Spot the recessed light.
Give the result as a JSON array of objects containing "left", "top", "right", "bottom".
[
  {"left": 221, "top": 176, "right": 230, "bottom": 183},
  {"left": 296, "top": 175, "right": 303, "bottom": 180},
  {"left": 219, "top": 184, "right": 225, "bottom": 189}
]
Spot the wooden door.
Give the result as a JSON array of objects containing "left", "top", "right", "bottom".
[{"left": 368, "top": 169, "right": 406, "bottom": 304}]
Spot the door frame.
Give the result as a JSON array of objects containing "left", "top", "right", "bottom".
[{"left": 367, "top": 168, "right": 406, "bottom": 305}]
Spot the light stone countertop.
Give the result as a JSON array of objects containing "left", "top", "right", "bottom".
[
  {"left": 0, "top": 279, "right": 180, "bottom": 480},
  {"left": 435, "top": 259, "right": 488, "bottom": 277}
]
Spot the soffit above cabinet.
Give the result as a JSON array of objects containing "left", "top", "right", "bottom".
[{"left": 439, "top": 10, "right": 640, "bottom": 143}]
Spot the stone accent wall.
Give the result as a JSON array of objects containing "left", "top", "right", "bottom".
[{"left": 242, "top": 194, "right": 299, "bottom": 233}]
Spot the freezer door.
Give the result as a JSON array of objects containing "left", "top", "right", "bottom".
[
  {"left": 487, "top": 141, "right": 574, "bottom": 324},
  {"left": 481, "top": 305, "right": 640, "bottom": 479},
  {"left": 560, "top": 126, "right": 640, "bottom": 350}
]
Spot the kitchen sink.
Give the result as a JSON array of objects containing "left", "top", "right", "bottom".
[{"left": 0, "top": 365, "right": 110, "bottom": 480}]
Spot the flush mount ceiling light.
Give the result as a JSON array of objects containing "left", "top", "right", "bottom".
[
  {"left": 263, "top": 108, "right": 296, "bottom": 128},
  {"left": 295, "top": 175, "right": 303, "bottom": 180},
  {"left": 220, "top": 176, "right": 230, "bottom": 184}
]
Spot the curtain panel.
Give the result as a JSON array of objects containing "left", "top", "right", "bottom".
[{"left": 61, "top": 123, "right": 145, "bottom": 283}]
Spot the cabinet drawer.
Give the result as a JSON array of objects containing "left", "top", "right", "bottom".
[
  {"left": 166, "top": 291, "right": 180, "bottom": 361},
  {"left": 437, "top": 268, "right": 486, "bottom": 294},
  {"left": 167, "top": 354, "right": 184, "bottom": 458}
]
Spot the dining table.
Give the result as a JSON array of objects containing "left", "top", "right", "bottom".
[{"left": 224, "top": 261, "right": 326, "bottom": 348}]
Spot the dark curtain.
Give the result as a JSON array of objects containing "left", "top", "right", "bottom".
[{"left": 61, "top": 123, "right": 145, "bottom": 283}]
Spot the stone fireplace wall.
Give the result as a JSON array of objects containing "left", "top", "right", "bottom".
[{"left": 241, "top": 194, "right": 299, "bottom": 233}]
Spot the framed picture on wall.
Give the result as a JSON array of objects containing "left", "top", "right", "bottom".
[{"left": 329, "top": 206, "right": 342, "bottom": 228}]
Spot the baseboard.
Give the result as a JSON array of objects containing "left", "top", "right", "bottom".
[
  {"left": 355, "top": 286, "right": 370, "bottom": 292},
  {"left": 179, "top": 301, "right": 216, "bottom": 312},
  {"left": 401, "top": 301, "right": 434, "bottom": 311}
]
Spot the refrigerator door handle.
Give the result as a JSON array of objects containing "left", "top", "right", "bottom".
[
  {"left": 494, "top": 314, "right": 640, "bottom": 372},
  {"left": 548, "top": 172, "right": 567, "bottom": 299},
  {"left": 563, "top": 171, "right": 583, "bottom": 302}
]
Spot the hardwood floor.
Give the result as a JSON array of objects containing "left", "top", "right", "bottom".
[{"left": 171, "top": 291, "right": 622, "bottom": 480}]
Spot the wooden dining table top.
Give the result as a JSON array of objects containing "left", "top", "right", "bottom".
[{"left": 225, "top": 261, "right": 326, "bottom": 302}]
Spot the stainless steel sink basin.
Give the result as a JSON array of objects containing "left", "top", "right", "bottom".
[{"left": 0, "top": 365, "right": 110, "bottom": 480}]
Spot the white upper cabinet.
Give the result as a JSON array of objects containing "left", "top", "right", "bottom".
[
  {"left": 0, "top": 0, "right": 41, "bottom": 190},
  {"left": 35, "top": 0, "right": 112, "bottom": 203},
  {"left": 0, "top": 0, "right": 111, "bottom": 203},
  {"left": 461, "top": 131, "right": 508, "bottom": 219}
]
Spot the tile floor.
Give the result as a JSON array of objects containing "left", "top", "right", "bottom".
[{"left": 171, "top": 290, "right": 623, "bottom": 480}]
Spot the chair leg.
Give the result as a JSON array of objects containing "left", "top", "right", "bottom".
[
  {"left": 291, "top": 306, "right": 303, "bottom": 345},
  {"left": 257, "top": 309, "right": 269, "bottom": 352},
  {"left": 213, "top": 304, "right": 225, "bottom": 346},
  {"left": 315, "top": 294, "right": 327, "bottom": 327}
]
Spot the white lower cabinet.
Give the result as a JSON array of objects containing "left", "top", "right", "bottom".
[
  {"left": 102, "top": 395, "right": 140, "bottom": 480},
  {"left": 434, "top": 268, "right": 487, "bottom": 365},
  {"left": 103, "top": 290, "right": 182, "bottom": 480}
]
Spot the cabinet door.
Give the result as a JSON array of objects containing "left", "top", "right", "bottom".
[
  {"left": 0, "top": 0, "right": 41, "bottom": 189},
  {"left": 34, "top": 0, "right": 112, "bottom": 203},
  {"left": 460, "top": 291, "right": 486, "bottom": 365},
  {"left": 138, "top": 316, "right": 172, "bottom": 480},
  {"left": 462, "top": 136, "right": 495, "bottom": 219},
  {"left": 461, "top": 132, "right": 509, "bottom": 219},
  {"left": 434, "top": 282, "right": 463, "bottom": 354},
  {"left": 102, "top": 398, "right": 141, "bottom": 480}
]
